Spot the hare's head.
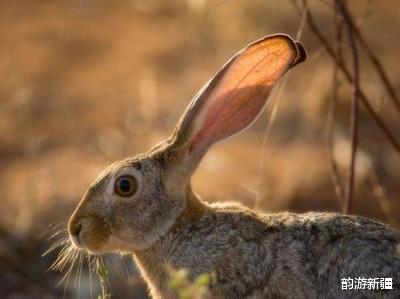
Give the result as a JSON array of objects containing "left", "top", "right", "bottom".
[{"left": 68, "top": 34, "right": 306, "bottom": 254}]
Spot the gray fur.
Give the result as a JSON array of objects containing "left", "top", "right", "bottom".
[
  {"left": 144, "top": 201, "right": 400, "bottom": 298},
  {"left": 68, "top": 34, "right": 400, "bottom": 298}
]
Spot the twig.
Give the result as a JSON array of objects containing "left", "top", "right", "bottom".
[
  {"left": 366, "top": 166, "right": 399, "bottom": 227},
  {"left": 344, "top": 10, "right": 400, "bottom": 115},
  {"left": 96, "top": 258, "right": 111, "bottom": 299},
  {"left": 328, "top": 4, "right": 345, "bottom": 207},
  {"left": 335, "top": 0, "right": 360, "bottom": 215},
  {"left": 293, "top": 0, "right": 400, "bottom": 155},
  {"left": 295, "top": 0, "right": 308, "bottom": 41}
]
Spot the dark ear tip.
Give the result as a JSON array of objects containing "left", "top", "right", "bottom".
[{"left": 291, "top": 41, "right": 307, "bottom": 67}]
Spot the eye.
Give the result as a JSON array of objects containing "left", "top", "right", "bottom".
[{"left": 114, "top": 175, "right": 138, "bottom": 197}]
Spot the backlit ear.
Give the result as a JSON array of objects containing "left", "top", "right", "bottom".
[{"left": 171, "top": 34, "right": 306, "bottom": 174}]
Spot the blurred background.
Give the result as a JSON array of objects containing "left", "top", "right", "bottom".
[{"left": 1, "top": 0, "right": 399, "bottom": 298}]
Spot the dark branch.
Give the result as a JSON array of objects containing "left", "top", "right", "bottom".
[
  {"left": 344, "top": 9, "right": 400, "bottom": 115},
  {"left": 328, "top": 4, "right": 345, "bottom": 208},
  {"left": 293, "top": 0, "right": 400, "bottom": 154},
  {"left": 335, "top": 0, "right": 360, "bottom": 215}
]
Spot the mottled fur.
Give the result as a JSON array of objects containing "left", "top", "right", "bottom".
[
  {"left": 136, "top": 188, "right": 400, "bottom": 299},
  {"left": 68, "top": 35, "right": 400, "bottom": 298}
]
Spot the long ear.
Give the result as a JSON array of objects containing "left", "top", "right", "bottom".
[{"left": 169, "top": 34, "right": 306, "bottom": 176}]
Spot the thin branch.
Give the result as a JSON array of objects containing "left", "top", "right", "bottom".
[
  {"left": 344, "top": 10, "right": 400, "bottom": 115},
  {"left": 335, "top": 0, "right": 360, "bottom": 215},
  {"left": 295, "top": 0, "right": 308, "bottom": 41},
  {"left": 96, "top": 258, "right": 111, "bottom": 299},
  {"left": 294, "top": 0, "right": 400, "bottom": 155},
  {"left": 328, "top": 4, "right": 345, "bottom": 207},
  {"left": 366, "top": 166, "right": 399, "bottom": 227}
]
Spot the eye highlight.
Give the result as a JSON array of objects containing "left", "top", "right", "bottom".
[{"left": 114, "top": 175, "right": 138, "bottom": 197}]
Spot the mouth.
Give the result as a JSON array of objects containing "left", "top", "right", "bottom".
[
  {"left": 70, "top": 234, "right": 84, "bottom": 249},
  {"left": 70, "top": 235, "right": 103, "bottom": 254},
  {"left": 69, "top": 231, "right": 108, "bottom": 255}
]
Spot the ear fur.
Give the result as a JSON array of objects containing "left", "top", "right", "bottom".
[{"left": 168, "top": 34, "right": 306, "bottom": 177}]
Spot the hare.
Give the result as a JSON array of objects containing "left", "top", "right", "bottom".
[{"left": 68, "top": 34, "right": 400, "bottom": 298}]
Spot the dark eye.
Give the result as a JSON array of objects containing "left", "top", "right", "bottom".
[{"left": 114, "top": 175, "right": 138, "bottom": 197}]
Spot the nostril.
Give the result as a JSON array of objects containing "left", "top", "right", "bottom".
[
  {"left": 70, "top": 222, "right": 83, "bottom": 248},
  {"left": 72, "top": 223, "right": 82, "bottom": 237}
]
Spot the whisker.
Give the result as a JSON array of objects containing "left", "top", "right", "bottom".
[
  {"left": 49, "top": 245, "right": 71, "bottom": 271},
  {"left": 46, "top": 229, "right": 68, "bottom": 241},
  {"left": 73, "top": 250, "right": 83, "bottom": 290},
  {"left": 41, "top": 223, "right": 65, "bottom": 239},
  {"left": 115, "top": 256, "right": 126, "bottom": 282},
  {"left": 42, "top": 237, "right": 70, "bottom": 257},
  {"left": 58, "top": 248, "right": 79, "bottom": 287},
  {"left": 50, "top": 244, "right": 76, "bottom": 272},
  {"left": 61, "top": 249, "right": 79, "bottom": 298},
  {"left": 89, "top": 255, "right": 94, "bottom": 299},
  {"left": 77, "top": 252, "right": 84, "bottom": 299}
]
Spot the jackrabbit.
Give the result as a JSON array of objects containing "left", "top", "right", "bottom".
[{"left": 68, "top": 34, "right": 400, "bottom": 298}]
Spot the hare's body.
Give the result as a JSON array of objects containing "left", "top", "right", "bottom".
[
  {"left": 67, "top": 34, "right": 400, "bottom": 298},
  {"left": 135, "top": 189, "right": 400, "bottom": 298}
]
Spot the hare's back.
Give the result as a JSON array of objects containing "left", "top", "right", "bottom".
[{"left": 171, "top": 207, "right": 400, "bottom": 298}]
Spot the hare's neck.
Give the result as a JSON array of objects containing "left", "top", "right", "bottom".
[{"left": 133, "top": 185, "right": 208, "bottom": 298}]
